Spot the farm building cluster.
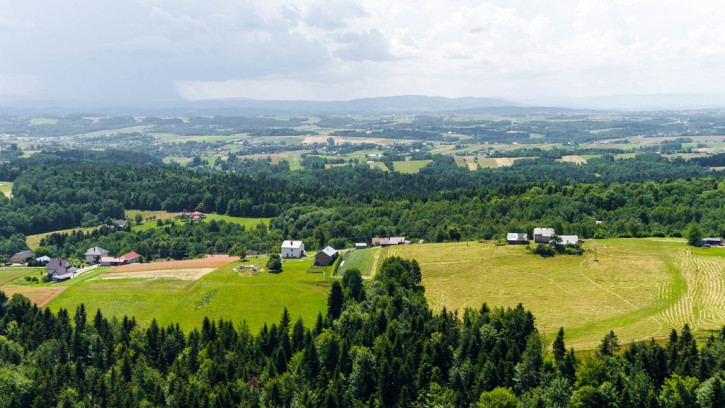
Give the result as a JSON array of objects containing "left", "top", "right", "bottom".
[{"left": 507, "top": 228, "right": 580, "bottom": 246}]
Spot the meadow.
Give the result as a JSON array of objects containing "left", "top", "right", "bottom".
[
  {"left": 46, "top": 254, "right": 330, "bottom": 332},
  {"left": 131, "top": 212, "right": 273, "bottom": 231},
  {"left": 338, "top": 247, "right": 380, "bottom": 277},
  {"left": 380, "top": 239, "right": 725, "bottom": 349}
]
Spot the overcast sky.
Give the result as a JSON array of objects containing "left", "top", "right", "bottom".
[{"left": 1, "top": 0, "right": 725, "bottom": 103}]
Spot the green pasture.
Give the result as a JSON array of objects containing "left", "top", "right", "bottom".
[
  {"left": 393, "top": 160, "right": 432, "bottom": 174},
  {"left": 0, "top": 181, "right": 12, "bottom": 197},
  {"left": 47, "top": 256, "right": 329, "bottom": 333},
  {"left": 380, "top": 239, "right": 725, "bottom": 350}
]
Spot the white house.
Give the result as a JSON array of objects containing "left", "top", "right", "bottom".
[{"left": 281, "top": 240, "right": 305, "bottom": 258}]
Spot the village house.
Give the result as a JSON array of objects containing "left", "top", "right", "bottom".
[
  {"left": 281, "top": 240, "right": 305, "bottom": 258},
  {"left": 84, "top": 246, "right": 109, "bottom": 264},
  {"left": 375, "top": 237, "right": 407, "bottom": 247},
  {"left": 533, "top": 228, "right": 555, "bottom": 243},
  {"left": 46, "top": 259, "right": 77, "bottom": 282},
  {"left": 10, "top": 250, "right": 34, "bottom": 264},
  {"left": 506, "top": 233, "right": 528, "bottom": 245},
  {"left": 315, "top": 246, "right": 338, "bottom": 266}
]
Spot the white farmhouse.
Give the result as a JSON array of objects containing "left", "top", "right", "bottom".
[{"left": 281, "top": 240, "right": 305, "bottom": 258}]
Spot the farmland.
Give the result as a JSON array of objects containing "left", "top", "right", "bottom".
[
  {"left": 46, "top": 254, "right": 330, "bottom": 332},
  {"left": 380, "top": 239, "right": 725, "bottom": 349},
  {"left": 338, "top": 247, "right": 380, "bottom": 277}
]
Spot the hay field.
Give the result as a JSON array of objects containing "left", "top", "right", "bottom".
[
  {"left": 381, "top": 239, "right": 725, "bottom": 349},
  {"left": 464, "top": 156, "right": 478, "bottom": 170},
  {"left": 26, "top": 226, "right": 102, "bottom": 249},
  {"left": 1, "top": 286, "right": 68, "bottom": 307},
  {"left": 392, "top": 160, "right": 432, "bottom": 174},
  {"left": 338, "top": 248, "right": 380, "bottom": 277}
]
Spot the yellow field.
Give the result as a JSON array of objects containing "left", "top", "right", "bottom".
[
  {"left": 559, "top": 155, "right": 588, "bottom": 165},
  {"left": 380, "top": 240, "right": 725, "bottom": 349}
]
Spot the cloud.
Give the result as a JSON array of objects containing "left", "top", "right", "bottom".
[{"left": 1, "top": 0, "right": 725, "bottom": 102}]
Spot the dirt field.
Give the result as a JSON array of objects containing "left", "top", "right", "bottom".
[
  {"left": 108, "top": 255, "right": 239, "bottom": 273},
  {"left": 99, "top": 268, "right": 217, "bottom": 281},
  {"left": 1, "top": 286, "right": 68, "bottom": 307},
  {"left": 464, "top": 156, "right": 478, "bottom": 171}
]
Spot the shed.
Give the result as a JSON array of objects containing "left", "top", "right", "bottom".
[
  {"left": 557, "top": 235, "right": 580, "bottom": 245},
  {"left": 315, "top": 246, "right": 338, "bottom": 266},
  {"left": 697, "top": 238, "right": 722, "bottom": 247},
  {"left": 10, "top": 250, "right": 34, "bottom": 264},
  {"left": 281, "top": 240, "right": 305, "bottom": 258},
  {"left": 99, "top": 257, "right": 123, "bottom": 266},
  {"left": 506, "top": 233, "right": 528, "bottom": 245},
  {"left": 355, "top": 243, "right": 367, "bottom": 250}
]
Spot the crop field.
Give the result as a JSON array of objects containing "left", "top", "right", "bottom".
[
  {"left": 338, "top": 247, "right": 380, "bottom": 277},
  {"left": 380, "top": 239, "right": 725, "bottom": 349},
  {"left": 47, "top": 255, "right": 330, "bottom": 332},
  {"left": 0, "top": 182, "right": 12, "bottom": 197},
  {"left": 559, "top": 155, "right": 588, "bottom": 165}
]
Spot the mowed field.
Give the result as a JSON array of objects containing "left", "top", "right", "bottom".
[
  {"left": 380, "top": 239, "right": 725, "bottom": 349},
  {"left": 47, "top": 255, "right": 330, "bottom": 332}
]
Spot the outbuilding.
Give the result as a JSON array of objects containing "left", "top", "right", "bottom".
[
  {"left": 315, "top": 246, "right": 338, "bottom": 266},
  {"left": 557, "top": 235, "right": 580, "bottom": 245},
  {"left": 506, "top": 233, "right": 528, "bottom": 245},
  {"left": 10, "top": 250, "right": 34, "bottom": 264},
  {"left": 355, "top": 243, "right": 367, "bottom": 250},
  {"left": 84, "top": 246, "right": 109, "bottom": 264},
  {"left": 281, "top": 240, "right": 305, "bottom": 258},
  {"left": 533, "top": 228, "right": 555, "bottom": 243},
  {"left": 697, "top": 238, "right": 722, "bottom": 247}
]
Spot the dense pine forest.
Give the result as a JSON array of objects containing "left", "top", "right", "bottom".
[{"left": 2, "top": 258, "right": 725, "bottom": 407}]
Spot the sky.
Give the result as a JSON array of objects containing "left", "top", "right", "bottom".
[{"left": 1, "top": 0, "right": 725, "bottom": 103}]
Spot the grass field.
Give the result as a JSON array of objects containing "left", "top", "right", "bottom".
[
  {"left": 133, "top": 213, "right": 272, "bottom": 231},
  {"left": 392, "top": 160, "right": 432, "bottom": 174},
  {"left": 0, "top": 182, "right": 12, "bottom": 197},
  {"left": 380, "top": 239, "right": 725, "bottom": 349},
  {"left": 26, "top": 226, "right": 102, "bottom": 249},
  {"left": 47, "top": 255, "right": 330, "bottom": 332},
  {"left": 369, "top": 162, "right": 389, "bottom": 171},
  {"left": 338, "top": 248, "right": 380, "bottom": 277}
]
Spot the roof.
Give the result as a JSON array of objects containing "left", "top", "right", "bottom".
[
  {"left": 281, "top": 240, "right": 303, "bottom": 249},
  {"left": 47, "top": 259, "right": 71, "bottom": 270},
  {"left": 355, "top": 243, "right": 367, "bottom": 247},
  {"left": 100, "top": 257, "right": 122, "bottom": 263},
  {"left": 534, "top": 228, "right": 555, "bottom": 236},
  {"left": 558, "top": 235, "right": 579, "bottom": 245},
  {"left": 35, "top": 256, "right": 51, "bottom": 262},
  {"left": 11, "top": 250, "right": 33, "bottom": 259},
  {"left": 190, "top": 211, "right": 204, "bottom": 216},
  {"left": 318, "top": 246, "right": 337, "bottom": 257},
  {"left": 507, "top": 233, "right": 528, "bottom": 241},
  {"left": 84, "top": 246, "right": 108, "bottom": 256},
  {"left": 389, "top": 237, "right": 406, "bottom": 244},
  {"left": 120, "top": 251, "right": 140, "bottom": 262}
]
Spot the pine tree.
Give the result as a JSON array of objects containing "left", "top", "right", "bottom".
[
  {"left": 327, "top": 282, "right": 344, "bottom": 320},
  {"left": 552, "top": 327, "right": 566, "bottom": 363}
]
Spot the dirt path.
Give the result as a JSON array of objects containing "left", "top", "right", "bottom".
[{"left": 368, "top": 247, "right": 382, "bottom": 279}]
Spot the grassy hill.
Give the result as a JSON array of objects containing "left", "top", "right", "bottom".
[{"left": 380, "top": 239, "right": 725, "bottom": 349}]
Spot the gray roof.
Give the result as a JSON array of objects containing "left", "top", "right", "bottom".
[
  {"left": 319, "top": 246, "right": 337, "bottom": 257},
  {"left": 84, "top": 246, "right": 108, "bottom": 256},
  {"left": 281, "top": 240, "right": 303, "bottom": 249},
  {"left": 558, "top": 235, "right": 579, "bottom": 245},
  {"left": 11, "top": 250, "right": 34, "bottom": 260},
  {"left": 35, "top": 256, "right": 51, "bottom": 262},
  {"left": 534, "top": 228, "right": 555, "bottom": 236},
  {"left": 507, "top": 233, "right": 528, "bottom": 241}
]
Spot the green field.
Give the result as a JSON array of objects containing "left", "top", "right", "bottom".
[
  {"left": 338, "top": 247, "right": 380, "bottom": 277},
  {"left": 392, "top": 160, "right": 432, "bottom": 174},
  {"left": 47, "top": 255, "right": 330, "bottom": 332},
  {"left": 0, "top": 181, "right": 12, "bottom": 197},
  {"left": 368, "top": 162, "right": 389, "bottom": 171},
  {"left": 133, "top": 213, "right": 273, "bottom": 231},
  {"left": 0, "top": 268, "right": 41, "bottom": 286},
  {"left": 380, "top": 239, "right": 725, "bottom": 349}
]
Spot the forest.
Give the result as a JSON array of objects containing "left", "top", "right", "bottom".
[
  {"left": 0, "top": 149, "right": 724, "bottom": 257},
  {"left": 1, "top": 257, "right": 725, "bottom": 407}
]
